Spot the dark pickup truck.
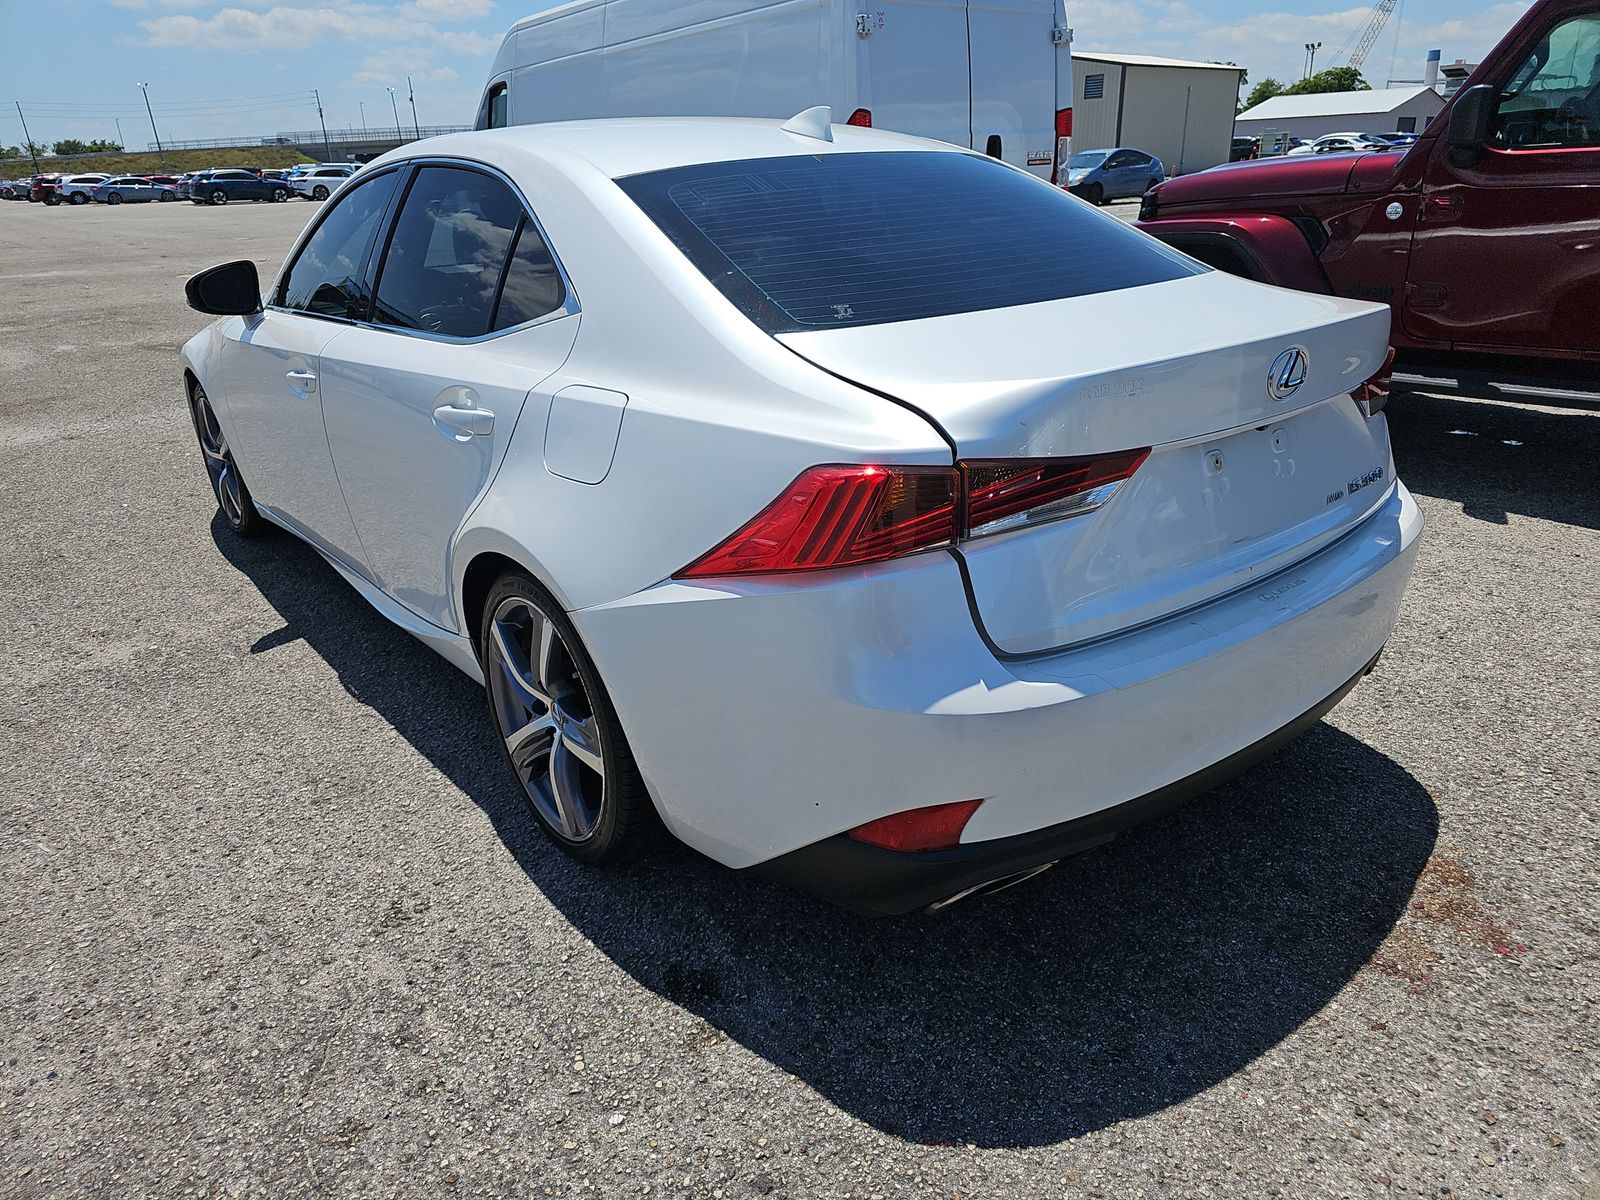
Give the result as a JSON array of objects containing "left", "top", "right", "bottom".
[{"left": 1139, "top": 0, "right": 1600, "bottom": 407}]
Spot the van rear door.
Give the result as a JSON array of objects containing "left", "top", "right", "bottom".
[
  {"left": 860, "top": 1, "right": 972, "bottom": 150},
  {"left": 967, "top": 0, "right": 1062, "bottom": 177}
]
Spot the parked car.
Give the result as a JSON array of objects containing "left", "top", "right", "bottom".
[
  {"left": 1285, "top": 132, "right": 1393, "bottom": 156},
  {"left": 58, "top": 173, "right": 113, "bottom": 204},
  {"left": 1230, "top": 135, "right": 1260, "bottom": 161},
  {"left": 189, "top": 169, "right": 291, "bottom": 205},
  {"left": 180, "top": 115, "right": 1421, "bottom": 915},
  {"left": 0, "top": 178, "right": 30, "bottom": 200},
  {"left": 144, "top": 173, "right": 181, "bottom": 187},
  {"left": 479, "top": 0, "right": 1077, "bottom": 184},
  {"left": 289, "top": 163, "right": 357, "bottom": 200},
  {"left": 93, "top": 176, "right": 178, "bottom": 204},
  {"left": 1063, "top": 147, "right": 1165, "bottom": 203},
  {"left": 1139, "top": 0, "right": 1600, "bottom": 407},
  {"left": 29, "top": 174, "right": 68, "bottom": 204}
]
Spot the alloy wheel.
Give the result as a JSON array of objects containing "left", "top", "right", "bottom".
[
  {"left": 312, "top": 185, "right": 329, "bottom": 200},
  {"left": 190, "top": 388, "right": 245, "bottom": 526},
  {"left": 107, "top": 192, "right": 122, "bottom": 205},
  {"left": 486, "top": 596, "right": 607, "bottom": 843},
  {"left": 210, "top": 189, "right": 227, "bottom": 205}
]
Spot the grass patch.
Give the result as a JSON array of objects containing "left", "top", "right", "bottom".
[{"left": 12, "top": 147, "right": 315, "bottom": 176}]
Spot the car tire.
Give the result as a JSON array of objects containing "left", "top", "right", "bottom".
[
  {"left": 70, "top": 191, "right": 88, "bottom": 205},
  {"left": 481, "top": 570, "right": 655, "bottom": 866},
  {"left": 209, "top": 189, "right": 227, "bottom": 205},
  {"left": 271, "top": 186, "right": 289, "bottom": 202},
  {"left": 44, "top": 194, "right": 59, "bottom": 206},
  {"left": 158, "top": 190, "right": 174, "bottom": 202},
  {"left": 106, "top": 192, "right": 123, "bottom": 205},
  {"left": 312, "top": 184, "right": 330, "bottom": 201},
  {"left": 188, "top": 382, "right": 267, "bottom": 539},
  {"left": 1084, "top": 183, "right": 1104, "bottom": 206}
]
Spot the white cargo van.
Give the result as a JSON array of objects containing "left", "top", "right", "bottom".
[{"left": 477, "top": 0, "right": 1075, "bottom": 182}]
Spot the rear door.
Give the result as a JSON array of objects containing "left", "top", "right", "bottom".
[
  {"left": 1403, "top": 6, "right": 1600, "bottom": 353},
  {"left": 859, "top": 0, "right": 971, "bottom": 150},
  {"left": 319, "top": 162, "right": 579, "bottom": 631},
  {"left": 967, "top": 0, "right": 1061, "bottom": 175}
]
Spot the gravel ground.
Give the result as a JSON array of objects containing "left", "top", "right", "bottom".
[{"left": 2, "top": 199, "right": 1596, "bottom": 1200}]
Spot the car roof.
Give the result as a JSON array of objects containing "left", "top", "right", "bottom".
[{"left": 365, "top": 116, "right": 956, "bottom": 181}]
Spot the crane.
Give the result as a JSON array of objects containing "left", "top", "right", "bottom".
[{"left": 1336, "top": 0, "right": 1400, "bottom": 70}]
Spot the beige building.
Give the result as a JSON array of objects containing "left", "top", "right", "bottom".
[{"left": 1070, "top": 52, "right": 1245, "bottom": 176}]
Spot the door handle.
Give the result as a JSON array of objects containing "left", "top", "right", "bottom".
[
  {"left": 285, "top": 369, "right": 318, "bottom": 394},
  {"left": 432, "top": 404, "right": 495, "bottom": 437}
]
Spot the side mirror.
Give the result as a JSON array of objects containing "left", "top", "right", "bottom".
[
  {"left": 1448, "top": 84, "right": 1497, "bottom": 152},
  {"left": 185, "top": 259, "right": 262, "bottom": 316}
]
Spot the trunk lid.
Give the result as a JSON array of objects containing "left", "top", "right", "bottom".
[{"left": 778, "top": 269, "right": 1395, "bottom": 653}]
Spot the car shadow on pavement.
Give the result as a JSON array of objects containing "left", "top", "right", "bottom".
[
  {"left": 1389, "top": 391, "right": 1600, "bottom": 531},
  {"left": 215, "top": 516, "right": 1439, "bottom": 1150}
]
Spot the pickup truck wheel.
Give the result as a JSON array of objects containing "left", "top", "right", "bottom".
[{"left": 209, "top": 189, "right": 227, "bottom": 206}]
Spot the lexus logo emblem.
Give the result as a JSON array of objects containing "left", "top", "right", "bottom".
[{"left": 1268, "top": 347, "right": 1309, "bottom": 401}]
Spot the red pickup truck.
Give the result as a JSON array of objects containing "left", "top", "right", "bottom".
[{"left": 1138, "top": 0, "right": 1600, "bottom": 407}]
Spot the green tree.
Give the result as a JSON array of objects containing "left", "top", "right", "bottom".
[
  {"left": 85, "top": 138, "right": 123, "bottom": 153},
  {"left": 1242, "top": 77, "right": 1287, "bottom": 112},
  {"left": 1284, "top": 66, "right": 1371, "bottom": 96},
  {"left": 51, "top": 138, "right": 93, "bottom": 155},
  {"left": 0, "top": 145, "right": 21, "bottom": 161}
]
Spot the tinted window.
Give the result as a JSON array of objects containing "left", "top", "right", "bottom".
[
  {"left": 482, "top": 83, "right": 508, "bottom": 130},
  {"left": 371, "top": 166, "right": 523, "bottom": 338},
  {"left": 492, "top": 219, "right": 565, "bottom": 330},
  {"left": 279, "top": 169, "right": 401, "bottom": 319},
  {"left": 1494, "top": 13, "right": 1600, "bottom": 149},
  {"left": 620, "top": 152, "right": 1206, "bottom": 334}
]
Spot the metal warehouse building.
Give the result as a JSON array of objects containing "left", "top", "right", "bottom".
[
  {"left": 1233, "top": 86, "right": 1446, "bottom": 141},
  {"left": 1070, "top": 52, "right": 1245, "bottom": 176}
]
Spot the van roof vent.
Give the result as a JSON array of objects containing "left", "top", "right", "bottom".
[{"left": 780, "top": 106, "right": 834, "bottom": 143}]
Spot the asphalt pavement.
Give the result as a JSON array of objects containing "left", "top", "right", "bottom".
[{"left": 2, "top": 198, "right": 1596, "bottom": 1199}]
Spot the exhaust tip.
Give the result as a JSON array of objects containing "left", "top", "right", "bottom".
[{"left": 925, "top": 861, "right": 1057, "bottom": 913}]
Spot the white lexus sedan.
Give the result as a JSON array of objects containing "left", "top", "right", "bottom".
[{"left": 180, "top": 111, "right": 1423, "bottom": 915}]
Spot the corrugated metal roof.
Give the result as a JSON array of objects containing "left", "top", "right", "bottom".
[
  {"left": 1236, "top": 87, "right": 1444, "bottom": 122},
  {"left": 1073, "top": 51, "right": 1245, "bottom": 72}
]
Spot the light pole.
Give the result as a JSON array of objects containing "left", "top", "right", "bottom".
[
  {"left": 407, "top": 75, "right": 421, "bottom": 139},
  {"left": 313, "top": 88, "right": 334, "bottom": 162},
  {"left": 1304, "top": 41, "right": 1323, "bottom": 80},
  {"left": 386, "top": 86, "right": 401, "bottom": 140},
  {"left": 115, "top": 117, "right": 125, "bottom": 150},
  {"left": 359, "top": 101, "right": 367, "bottom": 134},
  {"left": 136, "top": 81, "right": 167, "bottom": 169},
  {"left": 14, "top": 101, "right": 40, "bottom": 172}
]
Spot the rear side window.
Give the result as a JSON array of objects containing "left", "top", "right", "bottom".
[
  {"left": 492, "top": 219, "right": 565, "bottom": 330},
  {"left": 619, "top": 151, "right": 1205, "bottom": 333},
  {"left": 279, "top": 169, "right": 401, "bottom": 319},
  {"left": 371, "top": 165, "right": 524, "bottom": 338}
]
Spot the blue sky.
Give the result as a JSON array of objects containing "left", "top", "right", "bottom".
[{"left": 1, "top": 0, "right": 1532, "bottom": 151}]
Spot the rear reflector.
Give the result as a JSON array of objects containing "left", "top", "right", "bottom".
[
  {"left": 1055, "top": 107, "right": 1073, "bottom": 139},
  {"left": 846, "top": 108, "right": 872, "bottom": 127},
  {"left": 963, "top": 449, "right": 1150, "bottom": 539},
  {"left": 848, "top": 799, "right": 983, "bottom": 853},
  {"left": 676, "top": 464, "right": 957, "bottom": 578},
  {"left": 1051, "top": 107, "right": 1074, "bottom": 184}
]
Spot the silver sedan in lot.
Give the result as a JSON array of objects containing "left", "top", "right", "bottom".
[
  {"left": 179, "top": 114, "right": 1420, "bottom": 914},
  {"left": 92, "top": 176, "right": 178, "bottom": 205}
]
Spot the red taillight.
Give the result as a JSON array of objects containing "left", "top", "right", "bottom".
[
  {"left": 963, "top": 449, "right": 1150, "bottom": 538},
  {"left": 678, "top": 450, "right": 1150, "bottom": 579},
  {"left": 676, "top": 464, "right": 957, "bottom": 578},
  {"left": 848, "top": 799, "right": 983, "bottom": 853},
  {"left": 1051, "top": 107, "right": 1074, "bottom": 183},
  {"left": 1355, "top": 347, "right": 1397, "bottom": 418},
  {"left": 846, "top": 108, "right": 872, "bottom": 127}
]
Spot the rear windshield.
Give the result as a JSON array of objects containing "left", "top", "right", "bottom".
[{"left": 618, "top": 151, "right": 1204, "bottom": 334}]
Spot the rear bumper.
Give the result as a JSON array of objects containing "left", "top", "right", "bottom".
[
  {"left": 753, "top": 649, "right": 1380, "bottom": 915},
  {"left": 574, "top": 480, "right": 1423, "bottom": 883}
]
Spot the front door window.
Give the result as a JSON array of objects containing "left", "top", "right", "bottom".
[{"left": 1493, "top": 13, "right": 1600, "bottom": 149}]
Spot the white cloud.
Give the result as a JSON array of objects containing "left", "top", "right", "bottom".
[
  {"left": 350, "top": 48, "right": 459, "bottom": 87},
  {"left": 137, "top": 1, "right": 494, "bottom": 50}
]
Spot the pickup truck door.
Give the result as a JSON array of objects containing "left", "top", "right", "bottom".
[{"left": 1404, "top": 7, "right": 1600, "bottom": 354}]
